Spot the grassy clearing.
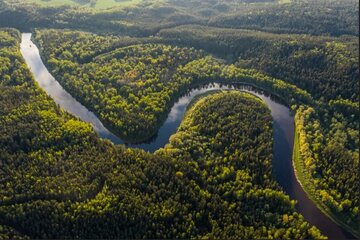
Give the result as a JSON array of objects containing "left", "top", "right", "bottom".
[
  {"left": 23, "top": 0, "right": 143, "bottom": 10},
  {"left": 278, "top": 0, "right": 291, "bottom": 3},
  {"left": 292, "top": 130, "right": 359, "bottom": 239}
]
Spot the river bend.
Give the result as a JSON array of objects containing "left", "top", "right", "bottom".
[{"left": 20, "top": 33, "right": 353, "bottom": 239}]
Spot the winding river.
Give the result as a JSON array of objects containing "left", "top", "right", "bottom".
[{"left": 20, "top": 33, "right": 354, "bottom": 239}]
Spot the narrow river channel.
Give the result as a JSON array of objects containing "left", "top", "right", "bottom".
[{"left": 20, "top": 33, "right": 354, "bottom": 239}]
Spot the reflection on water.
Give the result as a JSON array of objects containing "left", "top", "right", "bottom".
[
  {"left": 21, "top": 33, "right": 354, "bottom": 240},
  {"left": 20, "top": 33, "right": 120, "bottom": 142},
  {"left": 127, "top": 82, "right": 291, "bottom": 153}
]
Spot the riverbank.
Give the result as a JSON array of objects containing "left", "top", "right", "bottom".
[{"left": 292, "top": 128, "right": 359, "bottom": 239}]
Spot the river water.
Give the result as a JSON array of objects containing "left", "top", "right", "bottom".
[{"left": 20, "top": 33, "right": 354, "bottom": 239}]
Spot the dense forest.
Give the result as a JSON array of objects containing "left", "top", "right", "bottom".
[
  {"left": 0, "top": 0, "right": 358, "bottom": 37},
  {"left": 0, "top": 29, "right": 325, "bottom": 238},
  {"left": 34, "top": 29, "right": 206, "bottom": 141},
  {"left": 34, "top": 28, "right": 315, "bottom": 142},
  {"left": 0, "top": 0, "right": 359, "bottom": 238},
  {"left": 158, "top": 24, "right": 359, "bottom": 102},
  {"left": 34, "top": 26, "right": 359, "bottom": 238}
]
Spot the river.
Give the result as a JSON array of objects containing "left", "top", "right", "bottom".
[{"left": 20, "top": 33, "right": 354, "bottom": 239}]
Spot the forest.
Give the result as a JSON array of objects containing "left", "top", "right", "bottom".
[
  {"left": 0, "top": 29, "right": 325, "bottom": 238},
  {"left": 0, "top": 0, "right": 359, "bottom": 239},
  {"left": 0, "top": 0, "right": 358, "bottom": 37}
]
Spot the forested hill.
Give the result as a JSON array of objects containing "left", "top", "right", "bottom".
[{"left": 0, "top": 0, "right": 358, "bottom": 37}]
